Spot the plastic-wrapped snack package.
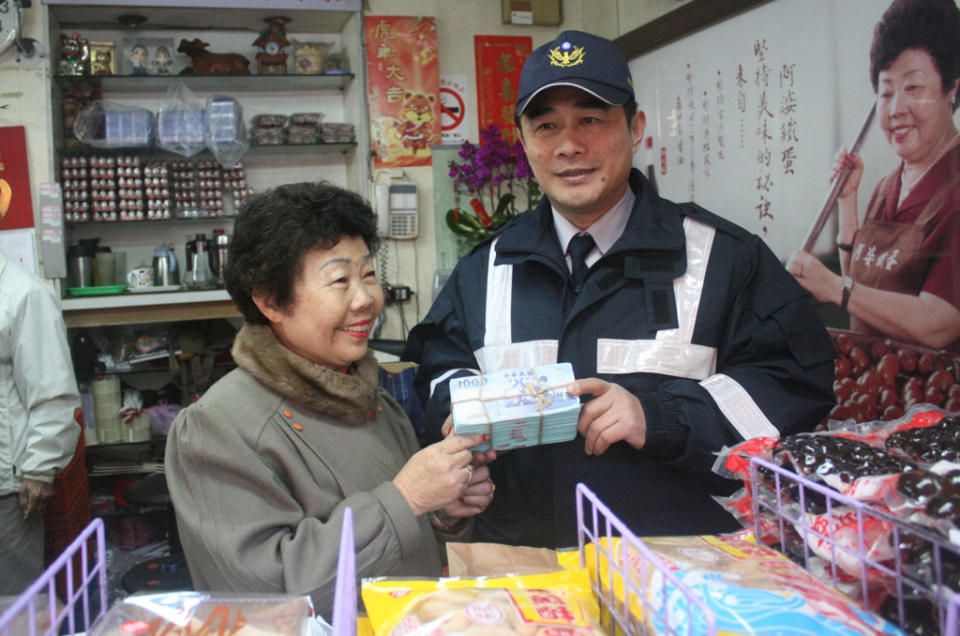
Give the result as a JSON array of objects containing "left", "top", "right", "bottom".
[
  {"left": 883, "top": 412, "right": 960, "bottom": 465},
  {"left": 773, "top": 432, "right": 915, "bottom": 505},
  {"left": 362, "top": 569, "right": 601, "bottom": 636},
  {"left": 583, "top": 535, "right": 905, "bottom": 636},
  {"left": 89, "top": 592, "right": 314, "bottom": 636},
  {"left": 205, "top": 96, "right": 249, "bottom": 167},
  {"left": 74, "top": 101, "right": 154, "bottom": 149},
  {"left": 157, "top": 81, "right": 207, "bottom": 157},
  {"left": 716, "top": 431, "right": 910, "bottom": 581}
]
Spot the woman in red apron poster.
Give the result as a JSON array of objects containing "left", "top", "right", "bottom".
[{"left": 788, "top": 0, "right": 960, "bottom": 356}]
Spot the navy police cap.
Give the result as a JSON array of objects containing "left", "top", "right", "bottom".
[{"left": 515, "top": 30, "right": 634, "bottom": 117}]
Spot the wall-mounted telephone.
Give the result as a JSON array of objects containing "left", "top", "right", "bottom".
[{"left": 374, "top": 182, "right": 418, "bottom": 239}]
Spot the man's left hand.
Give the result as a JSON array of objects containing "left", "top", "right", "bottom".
[
  {"left": 19, "top": 478, "right": 54, "bottom": 521},
  {"left": 568, "top": 378, "right": 647, "bottom": 455}
]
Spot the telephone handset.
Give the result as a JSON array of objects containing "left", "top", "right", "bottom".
[{"left": 374, "top": 182, "right": 418, "bottom": 239}]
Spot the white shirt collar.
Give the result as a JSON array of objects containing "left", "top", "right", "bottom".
[{"left": 552, "top": 186, "right": 635, "bottom": 269}]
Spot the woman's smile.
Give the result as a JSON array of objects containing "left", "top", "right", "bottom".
[{"left": 341, "top": 319, "right": 373, "bottom": 339}]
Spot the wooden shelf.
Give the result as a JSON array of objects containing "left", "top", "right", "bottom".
[
  {"left": 59, "top": 140, "right": 357, "bottom": 159},
  {"left": 54, "top": 72, "right": 354, "bottom": 94},
  {"left": 62, "top": 289, "right": 240, "bottom": 327},
  {"left": 46, "top": 1, "right": 360, "bottom": 33},
  {"left": 65, "top": 215, "right": 237, "bottom": 228}
]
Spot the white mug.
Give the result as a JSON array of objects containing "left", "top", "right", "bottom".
[{"left": 127, "top": 266, "right": 154, "bottom": 288}]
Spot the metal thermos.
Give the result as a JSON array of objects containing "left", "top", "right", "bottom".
[
  {"left": 210, "top": 231, "right": 230, "bottom": 285},
  {"left": 184, "top": 234, "right": 215, "bottom": 289},
  {"left": 184, "top": 233, "right": 205, "bottom": 275},
  {"left": 67, "top": 239, "right": 98, "bottom": 288}
]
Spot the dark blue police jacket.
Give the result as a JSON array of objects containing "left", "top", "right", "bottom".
[{"left": 404, "top": 170, "right": 835, "bottom": 548}]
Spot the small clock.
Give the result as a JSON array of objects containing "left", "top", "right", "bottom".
[{"left": 264, "top": 41, "right": 280, "bottom": 55}]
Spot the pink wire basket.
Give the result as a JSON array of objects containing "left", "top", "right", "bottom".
[
  {"left": 750, "top": 456, "right": 960, "bottom": 635},
  {"left": 0, "top": 518, "right": 107, "bottom": 636},
  {"left": 576, "top": 482, "right": 717, "bottom": 635}
]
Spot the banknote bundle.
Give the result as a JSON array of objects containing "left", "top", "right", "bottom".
[{"left": 450, "top": 362, "right": 581, "bottom": 451}]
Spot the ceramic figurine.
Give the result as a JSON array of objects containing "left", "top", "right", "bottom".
[
  {"left": 151, "top": 46, "right": 173, "bottom": 74},
  {"left": 177, "top": 38, "right": 250, "bottom": 75},
  {"left": 58, "top": 33, "right": 89, "bottom": 76},
  {"left": 129, "top": 44, "right": 149, "bottom": 75}
]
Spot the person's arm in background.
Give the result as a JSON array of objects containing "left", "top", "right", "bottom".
[
  {"left": 13, "top": 281, "right": 80, "bottom": 520},
  {"left": 834, "top": 148, "right": 863, "bottom": 275},
  {"left": 787, "top": 158, "right": 960, "bottom": 349},
  {"left": 404, "top": 266, "right": 483, "bottom": 444},
  {"left": 572, "top": 236, "right": 836, "bottom": 471}
]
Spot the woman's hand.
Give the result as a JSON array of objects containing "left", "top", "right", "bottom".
[
  {"left": 441, "top": 414, "right": 498, "bottom": 465},
  {"left": 786, "top": 250, "right": 842, "bottom": 304},
  {"left": 831, "top": 147, "right": 864, "bottom": 200},
  {"left": 440, "top": 463, "right": 495, "bottom": 521},
  {"left": 393, "top": 433, "right": 488, "bottom": 517}
]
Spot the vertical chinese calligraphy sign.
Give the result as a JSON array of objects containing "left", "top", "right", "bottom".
[
  {"left": 0, "top": 127, "right": 35, "bottom": 231},
  {"left": 474, "top": 35, "right": 531, "bottom": 142},
  {"left": 365, "top": 16, "right": 440, "bottom": 169}
]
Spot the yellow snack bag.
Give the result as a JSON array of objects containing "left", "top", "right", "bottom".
[{"left": 362, "top": 569, "right": 601, "bottom": 636}]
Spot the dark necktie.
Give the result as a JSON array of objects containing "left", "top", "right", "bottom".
[{"left": 567, "top": 233, "right": 595, "bottom": 294}]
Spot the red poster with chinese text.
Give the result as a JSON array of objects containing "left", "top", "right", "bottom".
[
  {"left": 366, "top": 16, "right": 440, "bottom": 169},
  {"left": 0, "top": 127, "right": 34, "bottom": 230},
  {"left": 474, "top": 35, "right": 532, "bottom": 143}
]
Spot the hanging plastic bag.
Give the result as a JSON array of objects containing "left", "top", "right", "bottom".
[
  {"left": 205, "top": 95, "right": 249, "bottom": 167},
  {"left": 157, "top": 80, "right": 206, "bottom": 157},
  {"left": 73, "top": 100, "right": 154, "bottom": 149}
]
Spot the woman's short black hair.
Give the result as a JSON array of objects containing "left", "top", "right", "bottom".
[
  {"left": 224, "top": 181, "right": 380, "bottom": 324},
  {"left": 870, "top": 0, "right": 960, "bottom": 110}
]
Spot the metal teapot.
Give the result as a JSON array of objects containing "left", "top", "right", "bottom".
[{"left": 152, "top": 244, "right": 179, "bottom": 287}]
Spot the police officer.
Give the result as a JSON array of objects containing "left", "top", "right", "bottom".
[{"left": 405, "top": 30, "right": 835, "bottom": 548}]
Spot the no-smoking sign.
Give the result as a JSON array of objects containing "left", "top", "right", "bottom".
[{"left": 440, "top": 75, "right": 468, "bottom": 144}]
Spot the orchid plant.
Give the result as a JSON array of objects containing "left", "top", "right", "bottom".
[{"left": 446, "top": 125, "right": 540, "bottom": 255}]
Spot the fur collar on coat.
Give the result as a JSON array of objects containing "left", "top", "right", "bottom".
[{"left": 231, "top": 323, "right": 380, "bottom": 426}]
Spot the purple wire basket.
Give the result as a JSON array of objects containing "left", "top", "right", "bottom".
[
  {"left": 576, "top": 483, "right": 717, "bottom": 635},
  {"left": 332, "top": 507, "right": 356, "bottom": 636},
  {"left": 749, "top": 456, "right": 960, "bottom": 636},
  {"left": 0, "top": 518, "right": 108, "bottom": 636}
]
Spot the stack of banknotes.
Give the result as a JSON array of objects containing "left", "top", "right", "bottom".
[{"left": 450, "top": 362, "right": 581, "bottom": 451}]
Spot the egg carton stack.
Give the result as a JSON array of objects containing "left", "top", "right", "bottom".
[
  {"left": 143, "top": 161, "right": 172, "bottom": 220},
  {"left": 223, "top": 162, "right": 253, "bottom": 214},
  {"left": 61, "top": 156, "right": 90, "bottom": 222},
  {"left": 197, "top": 161, "right": 225, "bottom": 217},
  {"left": 116, "top": 155, "right": 145, "bottom": 221},
  {"left": 89, "top": 156, "right": 118, "bottom": 222},
  {"left": 170, "top": 160, "right": 201, "bottom": 218}
]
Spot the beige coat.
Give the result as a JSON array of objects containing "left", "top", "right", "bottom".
[{"left": 165, "top": 326, "right": 447, "bottom": 619}]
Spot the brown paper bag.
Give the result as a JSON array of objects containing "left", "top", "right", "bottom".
[{"left": 446, "top": 541, "right": 563, "bottom": 577}]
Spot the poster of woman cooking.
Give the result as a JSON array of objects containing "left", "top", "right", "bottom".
[{"left": 628, "top": 0, "right": 960, "bottom": 418}]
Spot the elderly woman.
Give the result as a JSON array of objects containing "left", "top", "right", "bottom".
[
  {"left": 787, "top": 0, "right": 960, "bottom": 353},
  {"left": 164, "top": 182, "right": 495, "bottom": 617}
]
